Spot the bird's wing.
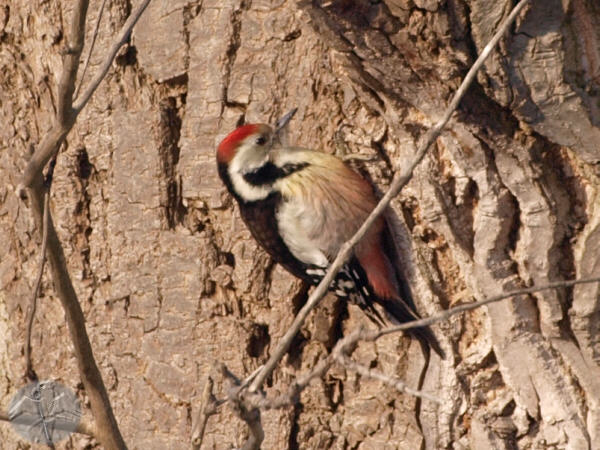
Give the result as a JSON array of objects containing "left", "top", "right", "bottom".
[
  {"left": 273, "top": 149, "right": 445, "bottom": 357},
  {"left": 274, "top": 149, "right": 381, "bottom": 266}
]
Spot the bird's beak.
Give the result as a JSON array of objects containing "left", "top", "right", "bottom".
[{"left": 274, "top": 108, "right": 298, "bottom": 134}]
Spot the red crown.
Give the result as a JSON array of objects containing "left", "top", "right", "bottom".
[{"left": 217, "top": 124, "right": 260, "bottom": 163}]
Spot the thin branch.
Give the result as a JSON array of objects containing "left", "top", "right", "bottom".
[
  {"left": 23, "top": 190, "right": 49, "bottom": 382},
  {"left": 336, "top": 354, "right": 440, "bottom": 403},
  {"left": 248, "top": 0, "right": 532, "bottom": 394},
  {"left": 72, "top": 0, "right": 152, "bottom": 114},
  {"left": 16, "top": 0, "right": 150, "bottom": 446},
  {"left": 245, "top": 327, "right": 437, "bottom": 411},
  {"left": 16, "top": 0, "right": 152, "bottom": 445},
  {"left": 17, "top": 0, "right": 152, "bottom": 193},
  {"left": 28, "top": 176, "right": 126, "bottom": 449},
  {"left": 220, "top": 366, "right": 264, "bottom": 450},
  {"left": 265, "top": 353, "right": 334, "bottom": 409},
  {"left": 245, "top": 355, "right": 335, "bottom": 411},
  {"left": 57, "top": 0, "right": 88, "bottom": 125},
  {"left": 24, "top": 153, "right": 58, "bottom": 382},
  {"left": 16, "top": 0, "right": 88, "bottom": 194},
  {"left": 18, "top": 128, "right": 68, "bottom": 196},
  {"left": 191, "top": 377, "right": 218, "bottom": 450},
  {"left": 341, "top": 153, "right": 377, "bottom": 162},
  {"left": 245, "top": 276, "right": 600, "bottom": 415},
  {"left": 239, "top": 406, "right": 264, "bottom": 450},
  {"left": 371, "top": 276, "right": 600, "bottom": 341},
  {"left": 74, "top": 0, "right": 108, "bottom": 100}
]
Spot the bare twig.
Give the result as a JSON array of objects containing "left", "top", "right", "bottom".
[
  {"left": 74, "top": 0, "right": 108, "bottom": 100},
  {"left": 248, "top": 0, "right": 532, "bottom": 395},
  {"left": 220, "top": 366, "right": 264, "bottom": 450},
  {"left": 245, "top": 327, "right": 437, "bottom": 411},
  {"left": 265, "top": 353, "right": 334, "bottom": 408},
  {"left": 17, "top": 0, "right": 89, "bottom": 194},
  {"left": 330, "top": 327, "right": 439, "bottom": 403},
  {"left": 245, "top": 276, "right": 600, "bottom": 414},
  {"left": 341, "top": 153, "right": 377, "bottom": 162},
  {"left": 18, "top": 0, "right": 152, "bottom": 193},
  {"left": 18, "top": 127, "right": 68, "bottom": 195},
  {"left": 191, "top": 377, "right": 218, "bottom": 450},
  {"left": 239, "top": 406, "right": 264, "bottom": 450},
  {"left": 16, "top": 0, "right": 153, "bottom": 447},
  {"left": 72, "top": 0, "right": 152, "bottom": 114},
  {"left": 28, "top": 177, "right": 126, "bottom": 448},
  {"left": 243, "top": 355, "right": 335, "bottom": 411},
  {"left": 56, "top": 0, "right": 88, "bottom": 126},
  {"left": 371, "top": 276, "right": 600, "bottom": 341},
  {"left": 240, "top": 365, "right": 264, "bottom": 391},
  {"left": 23, "top": 2, "right": 124, "bottom": 446},
  {"left": 23, "top": 189, "right": 49, "bottom": 382},
  {"left": 24, "top": 153, "right": 58, "bottom": 382},
  {"left": 336, "top": 353, "right": 440, "bottom": 403}
]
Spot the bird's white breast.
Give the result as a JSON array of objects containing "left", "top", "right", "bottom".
[{"left": 276, "top": 199, "right": 330, "bottom": 268}]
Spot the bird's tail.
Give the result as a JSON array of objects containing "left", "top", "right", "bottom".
[
  {"left": 342, "top": 257, "right": 445, "bottom": 358},
  {"left": 379, "top": 223, "right": 445, "bottom": 358},
  {"left": 376, "top": 295, "right": 445, "bottom": 359}
]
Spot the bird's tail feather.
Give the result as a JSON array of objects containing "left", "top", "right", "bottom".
[
  {"left": 342, "top": 258, "right": 445, "bottom": 358},
  {"left": 378, "top": 296, "right": 445, "bottom": 359}
]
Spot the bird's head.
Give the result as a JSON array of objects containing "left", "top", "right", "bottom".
[
  {"left": 216, "top": 109, "right": 298, "bottom": 202},
  {"left": 216, "top": 108, "right": 297, "bottom": 171},
  {"left": 217, "top": 123, "right": 274, "bottom": 172}
]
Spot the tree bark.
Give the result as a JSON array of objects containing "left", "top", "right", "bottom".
[{"left": 0, "top": 0, "right": 598, "bottom": 448}]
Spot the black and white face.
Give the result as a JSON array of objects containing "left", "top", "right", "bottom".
[
  {"left": 227, "top": 126, "right": 275, "bottom": 202},
  {"left": 229, "top": 129, "right": 272, "bottom": 175},
  {"left": 217, "top": 109, "right": 298, "bottom": 203}
]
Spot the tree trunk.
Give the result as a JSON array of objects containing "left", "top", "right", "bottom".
[{"left": 0, "top": 0, "right": 599, "bottom": 448}]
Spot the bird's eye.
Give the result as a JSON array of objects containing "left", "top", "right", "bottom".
[{"left": 255, "top": 135, "right": 267, "bottom": 146}]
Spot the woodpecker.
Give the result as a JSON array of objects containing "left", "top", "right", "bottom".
[{"left": 216, "top": 110, "right": 443, "bottom": 357}]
